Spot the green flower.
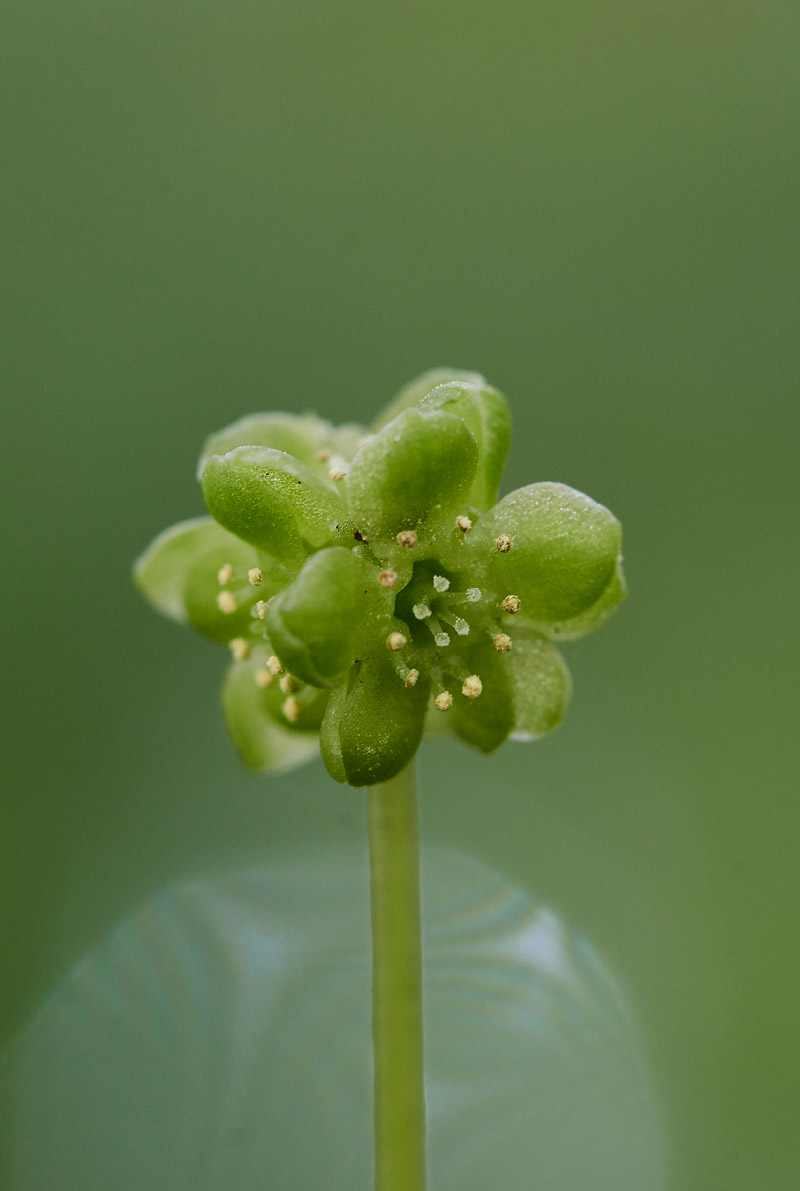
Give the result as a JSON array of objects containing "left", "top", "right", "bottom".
[{"left": 134, "top": 369, "right": 626, "bottom": 787}]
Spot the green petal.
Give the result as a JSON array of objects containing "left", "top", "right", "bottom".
[
  {"left": 201, "top": 446, "right": 347, "bottom": 562},
  {"left": 419, "top": 380, "right": 511, "bottom": 509},
  {"left": 506, "top": 626, "right": 572, "bottom": 739},
  {"left": 373, "top": 367, "right": 487, "bottom": 430},
  {"left": 222, "top": 660, "right": 321, "bottom": 774},
  {"left": 446, "top": 637, "right": 514, "bottom": 754},
  {"left": 134, "top": 517, "right": 268, "bottom": 643},
  {"left": 532, "top": 556, "right": 627, "bottom": 641},
  {"left": 319, "top": 682, "right": 347, "bottom": 783},
  {"left": 346, "top": 408, "right": 478, "bottom": 541},
  {"left": 489, "top": 483, "right": 622, "bottom": 623},
  {"left": 320, "top": 658, "right": 429, "bottom": 787},
  {"left": 265, "top": 547, "right": 376, "bottom": 688},
  {"left": 198, "top": 412, "right": 364, "bottom": 484}
]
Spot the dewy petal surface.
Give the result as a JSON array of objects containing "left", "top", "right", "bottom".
[
  {"left": 418, "top": 380, "right": 511, "bottom": 509},
  {"left": 198, "top": 412, "right": 363, "bottom": 485},
  {"left": 265, "top": 547, "right": 377, "bottom": 688},
  {"left": 321, "top": 657, "right": 430, "bottom": 786},
  {"left": 201, "top": 446, "right": 346, "bottom": 561},
  {"left": 372, "top": 367, "right": 487, "bottom": 430},
  {"left": 506, "top": 626, "right": 572, "bottom": 739},
  {"left": 346, "top": 408, "right": 478, "bottom": 540},
  {"left": 489, "top": 482, "right": 622, "bottom": 623}
]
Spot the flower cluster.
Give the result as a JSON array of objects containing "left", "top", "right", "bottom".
[{"left": 135, "top": 369, "right": 626, "bottom": 786}]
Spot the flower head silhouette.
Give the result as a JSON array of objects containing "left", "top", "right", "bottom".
[{"left": 135, "top": 369, "right": 626, "bottom": 786}]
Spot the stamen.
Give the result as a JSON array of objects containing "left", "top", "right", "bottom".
[
  {"left": 405, "top": 668, "right": 420, "bottom": 688},
  {"left": 254, "top": 668, "right": 273, "bottom": 688},
  {"left": 413, "top": 603, "right": 432, "bottom": 620},
  {"left": 386, "top": 632, "right": 407, "bottom": 652},
  {"left": 267, "top": 655, "right": 285, "bottom": 674},
  {"left": 423, "top": 614, "right": 450, "bottom": 647},
  {"left": 283, "top": 696, "right": 302, "bottom": 723},
  {"left": 466, "top": 587, "right": 482, "bottom": 602},
  {"left": 435, "top": 691, "right": 453, "bottom": 711},
  {"left": 216, "top": 591, "right": 238, "bottom": 614},
  {"left": 248, "top": 567, "right": 263, "bottom": 587},
  {"left": 493, "top": 633, "right": 513, "bottom": 652},
  {"left": 455, "top": 515, "right": 472, "bottom": 532},
  {"left": 228, "top": 637, "right": 249, "bottom": 661},
  {"left": 462, "top": 674, "right": 483, "bottom": 699},
  {"left": 495, "top": 534, "right": 513, "bottom": 553},
  {"left": 502, "top": 594, "right": 521, "bottom": 613},
  {"left": 396, "top": 530, "right": 418, "bottom": 548},
  {"left": 253, "top": 600, "right": 268, "bottom": 619},
  {"left": 378, "top": 570, "right": 398, "bottom": 589},
  {"left": 439, "top": 609, "right": 470, "bottom": 636},
  {"left": 217, "top": 563, "right": 235, "bottom": 586},
  {"left": 279, "top": 674, "right": 301, "bottom": 694},
  {"left": 328, "top": 467, "right": 347, "bottom": 482},
  {"left": 316, "top": 449, "right": 331, "bottom": 462},
  {"left": 433, "top": 575, "right": 450, "bottom": 593}
]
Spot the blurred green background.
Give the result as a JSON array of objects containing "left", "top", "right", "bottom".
[{"left": 2, "top": 1, "right": 798, "bottom": 1187}]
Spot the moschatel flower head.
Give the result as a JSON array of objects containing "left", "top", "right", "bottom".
[{"left": 135, "top": 369, "right": 626, "bottom": 786}]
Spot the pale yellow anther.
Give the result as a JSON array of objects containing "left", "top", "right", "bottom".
[
  {"left": 405, "top": 668, "right": 420, "bottom": 688},
  {"left": 433, "top": 574, "right": 450, "bottom": 593},
  {"left": 495, "top": 534, "right": 513, "bottom": 553},
  {"left": 283, "top": 696, "right": 302, "bottom": 723},
  {"left": 248, "top": 567, "right": 263, "bottom": 587},
  {"left": 216, "top": 590, "right": 238, "bottom": 614},
  {"left": 386, "top": 631, "right": 407, "bottom": 652},
  {"left": 279, "top": 673, "right": 300, "bottom": 694},
  {"left": 396, "top": 530, "right": 418, "bottom": 548},
  {"left": 378, "top": 570, "right": 398, "bottom": 589},
  {"left": 435, "top": 691, "right": 453, "bottom": 711},
  {"left": 316, "top": 449, "right": 331, "bottom": 462},
  {"left": 462, "top": 674, "right": 483, "bottom": 699},
  {"left": 229, "top": 637, "right": 249, "bottom": 661},
  {"left": 328, "top": 467, "right": 347, "bottom": 481},
  {"left": 217, "top": 563, "right": 234, "bottom": 585},
  {"left": 254, "top": 668, "right": 273, "bottom": 688},
  {"left": 455, "top": 515, "right": 472, "bottom": 532},
  {"left": 502, "top": 594, "right": 521, "bottom": 614},
  {"left": 254, "top": 600, "right": 268, "bottom": 619},
  {"left": 267, "top": 655, "right": 284, "bottom": 675},
  {"left": 493, "top": 632, "right": 513, "bottom": 652}
]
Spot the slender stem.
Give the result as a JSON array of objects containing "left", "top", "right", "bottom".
[{"left": 367, "top": 761, "right": 427, "bottom": 1191}]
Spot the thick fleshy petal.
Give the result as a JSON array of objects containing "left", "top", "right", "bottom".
[
  {"left": 346, "top": 408, "right": 478, "bottom": 541},
  {"left": 201, "top": 446, "right": 347, "bottom": 562},
  {"left": 222, "top": 660, "right": 322, "bottom": 774},
  {"left": 445, "top": 636, "right": 514, "bottom": 754},
  {"left": 532, "top": 557, "right": 627, "bottom": 641},
  {"left": 133, "top": 517, "right": 271, "bottom": 643},
  {"left": 372, "top": 367, "right": 487, "bottom": 430},
  {"left": 506, "top": 626, "right": 572, "bottom": 739},
  {"left": 489, "top": 483, "right": 622, "bottom": 623},
  {"left": 265, "top": 547, "right": 377, "bottom": 688},
  {"left": 419, "top": 380, "right": 511, "bottom": 509},
  {"left": 320, "top": 658, "right": 429, "bottom": 786},
  {"left": 198, "top": 412, "right": 364, "bottom": 484}
]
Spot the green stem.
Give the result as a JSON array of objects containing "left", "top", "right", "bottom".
[{"left": 367, "top": 761, "right": 427, "bottom": 1191}]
